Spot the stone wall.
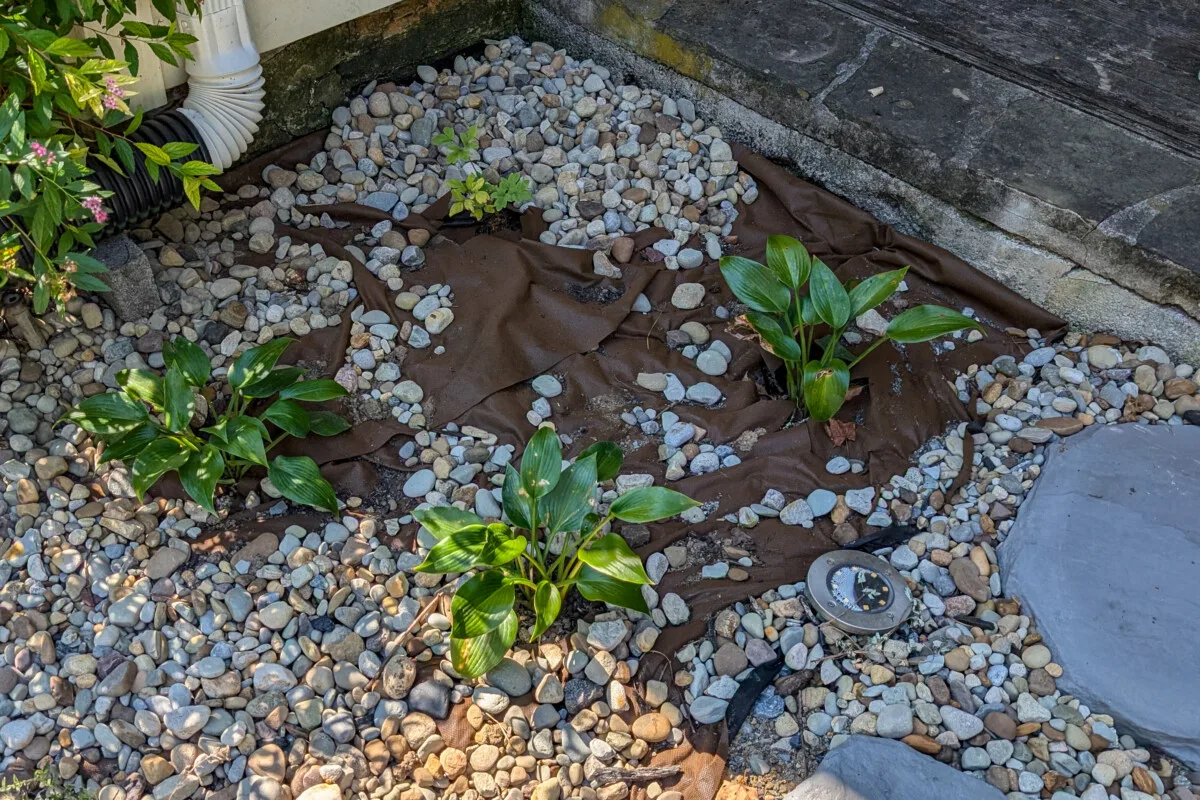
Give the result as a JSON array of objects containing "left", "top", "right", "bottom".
[{"left": 250, "top": 0, "right": 522, "bottom": 155}]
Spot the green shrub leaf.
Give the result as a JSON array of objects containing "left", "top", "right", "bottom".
[
  {"left": 886, "top": 305, "right": 983, "bottom": 343},
  {"left": 262, "top": 399, "right": 311, "bottom": 438},
  {"left": 719, "top": 256, "right": 790, "bottom": 314},
  {"left": 576, "top": 565, "right": 649, "bottom": 614},
  {"left": 131, "top": 438, "right": 190, "bottom": 499},
  {"left": 279, "top": 379, "right": 349, "bottom": 402},
  {"left": 99, "top": 423, "right": 159, "bottom": 465},
  {"left": 609, "top": 486, "right": 699, "bottom": 523},
  {"left": 163, "top": 367, "right": 195, "bottom": 432},
  {"left": 765, "top": 235, "right": 812, "bottom": 290},
  {"left": 116, "top": 368, "right": 165, "bottom": 409},
  {"left": 212, "top": 416, "right": 268, "bottom": 466},
  {"left": 746, "top": 312, "right": 803, "bottom": 362},
  {"left": 451, "top": 609, "right": 518, "bottom": 679},
  {"left": 539, "top": 454, "right": 598, "bottom": 534},
  {"left": 268, "top": 455, "right": 338, "bottom": 512},
  {"left": 241, "top": 366, "right": 305, "bottom": 399},
  {"left": 578, "top": 533, "right": 650, "bottom": 584},
  {"left": 228, "top": 338, "right": 294, "bottom": 392},
  {"left": 451, "top": 570, "right": 516, "bottom": 638},
  {"left": 502, "top": 463, "right": 533, "bottom": 530},
  {"left": 67, "top": 392, "right": 149, "bottom": 436},
  {"left": 308, "top": 411, "right": 350, "bottom": 437},
  {"left": 179, "top": 445, "right": 223, "bottom": 512},
  {"left": 162, "top": 338, "right": 210, "bottom": 387},
  {"left": 415, "top": 507, "right": 486, "bottom": 539},
  {"left": 531, "top": 581, "right": 562, "bottom": 639},
  {"left": 802, "top": 358, "right": 851, "bottom": 422},
  {"left": 808, "top": 261, "right": 851, "bottom": 330},
  {"left": 848, "top": 267, "right": 908, "bottom": 319},
  {"left": 521, "top": 427, "right": 562, "bottom": 498},
  {"left": 576, "top": 441, "right": 623, "bottom": 482}
]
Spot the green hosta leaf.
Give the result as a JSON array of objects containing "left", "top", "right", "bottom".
[
  {"left": 308, "top": 411, "right": 350, "bottom": 437},
  {"left": 162, "top": 338, "right": 211, "bottom": 387},
  {"left": 481, "top": 523, "right": 528, "bottom": 567},
  {"left": 576, "top": 441, "right": 623, "bottom": 482},
  {"left": 99, "top": 423, "right": 159, "bottom": 465},
  {"left": 848, "top": 267, "right": 908, "bottom": 319},
  {"left": 578, "top": 533, "right": 650, "bottom": 584},
  {"left": 227, "top": 338, "right": 294, "bottom": 392},
  {"left": 278, "top": 379, "right": 348, "bottom": 402},
  {"left": 179, "top": 445, "right": 224, "bottom": 512},
  {"left": 418, "top": 525, "right": 489, "bottom": 573},
  {"left": 501, "top": 463, "right": 533, "bottom": 530},
  {"left": 609, "top": 486, "right": 699, "bottom": 523},
  {"left": 576, "top": 565, "right": 650, "bottom": 614},
  {"left": 262, "top": 399, "right": 311, "bottom": 438},
  {"left": 765, "top": 235, "right": 812, "bottom": 290},
  {"left": 521, "top": 427, "right": 562, "bottom": 498},
  {"left": 268, "top": 455, "right": 338, "bottom": 513},
  {"left": 417, "top": 524, "right": 526, "bottom": 573},
  {"left": 886, "top": 305, "right": 983, "bottom": 344},
  {"left": 213, "top": 416, "right": 267, "bottom": 466},
  {"left": 450, "top": 570, "right": 516, "bottom": 638},
  {"left": 746, "top": 312, "right": 803, "bottom": 362},
  {"left": 719, "top": 256, "right": 790, "bottom": 314},
  {"left": 241, "top": 367, "right": 305, "bottom": 399},
  {"left": 415, "top": 506, "right": 486, "bottom": 539},
  {"left": 802, "top": 358, "right": 851, "bottom": 422},
  {"left": 162, "top": 367, "right": 195, "bottom": 432},
  {"left": 809, "top": 261, "right": 851, "bottom": 330},
  {"left": 131, "top": 438, "right": 190, "bottom": 499},
  {"left": 116, "top": 369, "right": 165, "bottom": 409},
  {"left": 801, "top": 295, "right": 819, "bottom": 326},
  {"left": 451, "top": 609, "right": 518, "bottom": 679},
  {"left": 539, "top": 454, "right": 598, "bottom": 534},
  {"left": 66, "top": 393, "right": 149, "bottom": 436},
  {"left": 531, "top": 581, "right": 562, "bottom": 639}
]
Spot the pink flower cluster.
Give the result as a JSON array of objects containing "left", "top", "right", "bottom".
[
  {"left": 82, "top": 195, "right": 109, "bottom": 225},
  {"left": 29, "top": 141, "right": 55, "bottom": 164},
  {"left": 102, "top": 76, "right": 127, "bottom": 110}
]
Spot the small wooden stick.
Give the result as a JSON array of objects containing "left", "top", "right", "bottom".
[{"left": 591, "top": 766, "right": 682, "bottom": 785}]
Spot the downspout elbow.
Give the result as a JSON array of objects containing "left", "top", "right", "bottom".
[{"left": 177, "top": 0, "right": 265, "bottom": 171}]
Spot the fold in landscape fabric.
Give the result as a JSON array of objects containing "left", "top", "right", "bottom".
[{"left": 208, "top": 138, "right": 1065, "bottom": 797}]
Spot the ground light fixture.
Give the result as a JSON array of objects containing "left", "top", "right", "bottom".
[{"left": 805, "top": 550, "right": 914, "bottom": 635}]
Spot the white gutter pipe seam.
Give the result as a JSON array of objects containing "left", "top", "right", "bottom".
[{"left": 176, "top": 0, "right": 265, "bottom": 170}]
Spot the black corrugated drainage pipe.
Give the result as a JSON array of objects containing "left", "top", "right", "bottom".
[{"left": 86, "top": 109, "right": 213, "bottom": 231}]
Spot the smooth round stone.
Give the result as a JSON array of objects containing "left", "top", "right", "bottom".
[
  {"left": 696, "top": 350, "right": 728, "bottom": 376},
  {"left": 806, "top": 489, "right": 837, "bottom": 517},
  {"left": 677, "top": 248, "right": 704, "bottom": 269},
  {"left": 671, "top": 283, "right": 705, "bottom": 310},
  {"left": 531, "top": 375, "right": 563, "bottom": 398},
  {"left": 402, "top": 469, "right": 436, "bottom": 498}
]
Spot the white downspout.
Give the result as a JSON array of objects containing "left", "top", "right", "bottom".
[{"left": 176, "top": 0, "right": 265, "bottom": 170}]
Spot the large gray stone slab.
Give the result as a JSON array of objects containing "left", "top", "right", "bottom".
[
  {"left": 783, "top": 736, "right": 1005, "bottom": 800},
  {"left": 1000, "top": 424, "right": 1200, "bottom": 768}
]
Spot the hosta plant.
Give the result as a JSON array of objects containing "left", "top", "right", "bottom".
[
  {"left": 721, "top": 236, "right": 983, "bottom": 421},
  {"left": 414, "top": 428, "right": 698, "bottom": 679},
  {"left": 65, "top": 337, "right": 350, "bottom": 513}
]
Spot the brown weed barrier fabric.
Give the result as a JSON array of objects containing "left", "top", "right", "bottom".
[{"left": 198, "top": 139, "right": 1064, "bottom": 797}]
